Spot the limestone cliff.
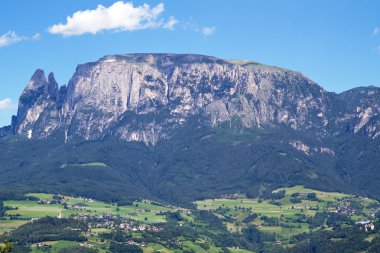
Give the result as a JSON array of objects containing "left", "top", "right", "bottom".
[{"left": 2, "top": 54, "right": 379, "bottom": 144}]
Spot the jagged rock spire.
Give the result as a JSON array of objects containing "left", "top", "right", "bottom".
[
  {"left": 22, "top": 69, "right": 47, "bottom": 93},
  {"left": 47, "top": 72, "right": 59, "bottom": 99}
]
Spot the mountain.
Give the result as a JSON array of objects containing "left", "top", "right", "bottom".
[
  {"left": 1, "top": 53, "right": 380, "bottom": 204},
  {"left": 2, "top": 53, "right": 380, "bottom": 144}
]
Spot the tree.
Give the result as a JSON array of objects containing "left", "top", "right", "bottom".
[
  {"left": 0, "top": 241, "right": 13, "bottom": 253},
  {"left": 109, "top": 243, "right": 142, "bottom": 253},
  {"left": 59, "top": 246, "right": 97, "bottom": 253},
  {"left": 0, "top": 201, "right": 6, "bottom": 217}
]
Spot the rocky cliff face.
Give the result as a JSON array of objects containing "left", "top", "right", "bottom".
[
  {"left": 336, "top": 87, "right": 380, "bottom": 138},
  {"left": 2, "top": 53, "right": 380, "bottom": 144},
  {"left": 15, "top": 70, "right": 60, "bottom": 138}
]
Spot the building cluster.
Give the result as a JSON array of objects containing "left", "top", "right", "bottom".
[
  {"left": 356, "top": 220, "right": 376, "bottom": 232},
  {"left": 36, "top": 243, "right": 51, "bottom": 249},
  {"left": 37, "top": 195, "right": 95, "bottom": 206},
  {"left": 219, "top": 193, "right": 240, "bottom": 199},
  {"left": 75, "top": 212, "right": 119, "bottom": 221},
  {"left": 37, "top": 199, "right": 66, "bottom": 205},
  {"left": 333, "top": 203, "right": 355, "bottom": 216},
  {"left": 72, "top": 212, "right": 164, "bottom": 232},
  {"left": 126, "top": 240, "right": 146, "bottom": 247},
  {"left": 79, "top": 242, "right": 96, "bottom": 248},
  {"left": 119, "top": 222, "right": 162, "bottom": 232}
]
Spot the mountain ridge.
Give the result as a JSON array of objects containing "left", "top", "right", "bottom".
[
  {"left": 1, "top": 53, "right": 380, "bottom": 143},
  {"left": 1, "top": 55, "right": 380, "bottom": 204}
]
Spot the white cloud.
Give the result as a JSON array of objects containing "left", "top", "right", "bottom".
[
  {"left": 32, "top": 33, "right": 41, "bottom": 40},
  {"left": 0, "top": 31, "right": 40, "bottom": 47},
  {"left": 163, "top": 16, "right": 178, "bottom": 30},
  {"left": 0, "top": 98, "right": 12, "bottom": 110},
  {"left": 181, "top": 20, "right": 216, "bottom": 36},
  {"left": 48, "top": 1, "right": 177, "bottom": 36},
  {"left": 373, "top": 27, "right": 380, "bottom": 36},
  {"left": 0, "top": 31, "right": 25, "bottom": 47},
  {"left": 202, "top": 26, "right": 215, "bottom": 37}
]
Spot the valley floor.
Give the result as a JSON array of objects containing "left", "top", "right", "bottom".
[{"left": 1, "top": 186, "right": 380, "bottom": 252}]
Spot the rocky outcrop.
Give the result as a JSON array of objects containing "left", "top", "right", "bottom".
[
  {"left": 14, "top": 69, "right": 61, "bottom": 139},
  {"left": 1, "top": 53, "right": 380, "bottom": 144},
  {"left": 335, "top": 87, "right": 380, "bottom": 138}
]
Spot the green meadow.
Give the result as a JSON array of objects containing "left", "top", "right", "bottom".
[
  {"left": 1, "top": 186, "right": 379, "bottom": 252},
  {"left": 195, "top": 186, "right": 379, "bottom": 238},
  {"left": 4, "top": 193, "right": 178, "bottom": 224},
  {"left": 0, "top": 220, "right": 28, "bottom": 235}
]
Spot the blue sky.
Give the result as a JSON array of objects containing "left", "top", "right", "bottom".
[{"left": 1, "top": 0, "right": 380, "bottom": 126}]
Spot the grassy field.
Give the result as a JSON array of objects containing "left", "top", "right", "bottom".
[
  {"left": 196, "top": 186, "right": 355, "bottom": 217},
  {"left": 1, "top": 186, "right": 379, "bottom": 252},
  {"left": 228, "top": 248, "right": 256, "bottom": 253},
  {"left": 4, "top": 194, "right": 177, "bottom": 224},
  {"left": 0, "top": 220, "right": 28, "bottom": 235},
  {"left": 195, "top": 186, "right": 379, "bottom": 239},
  {"left": 26, "top": 193, "right": 55, "bottom": 201},
  {"left": 5, "top": 200, "right": 63, "bottom": 218},
  {"left": 196, "top": 198, "right": 310, "bottom": 217},
  {"left": 30, "top": 240, "right": 110, "bottom": 253},
  {"left": 143, "top": 243, "right": 172, "bottom": 253},
  {"left": 1, "top": 194, "right": 180, "bottom": 252},
  {"left": 31, "top": 241, "right": 78, "bottom": 253}
]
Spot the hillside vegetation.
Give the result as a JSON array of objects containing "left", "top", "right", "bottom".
[
  {"left": 1, "top": 124, "right": 380, "bottom": 206},
  {"left": 1, "top": 186, "right": 380, "bottom": 252}
]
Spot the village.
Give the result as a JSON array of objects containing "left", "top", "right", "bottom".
[{"left": 71, "top": 212, "right": 163, "bottom": 232}]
